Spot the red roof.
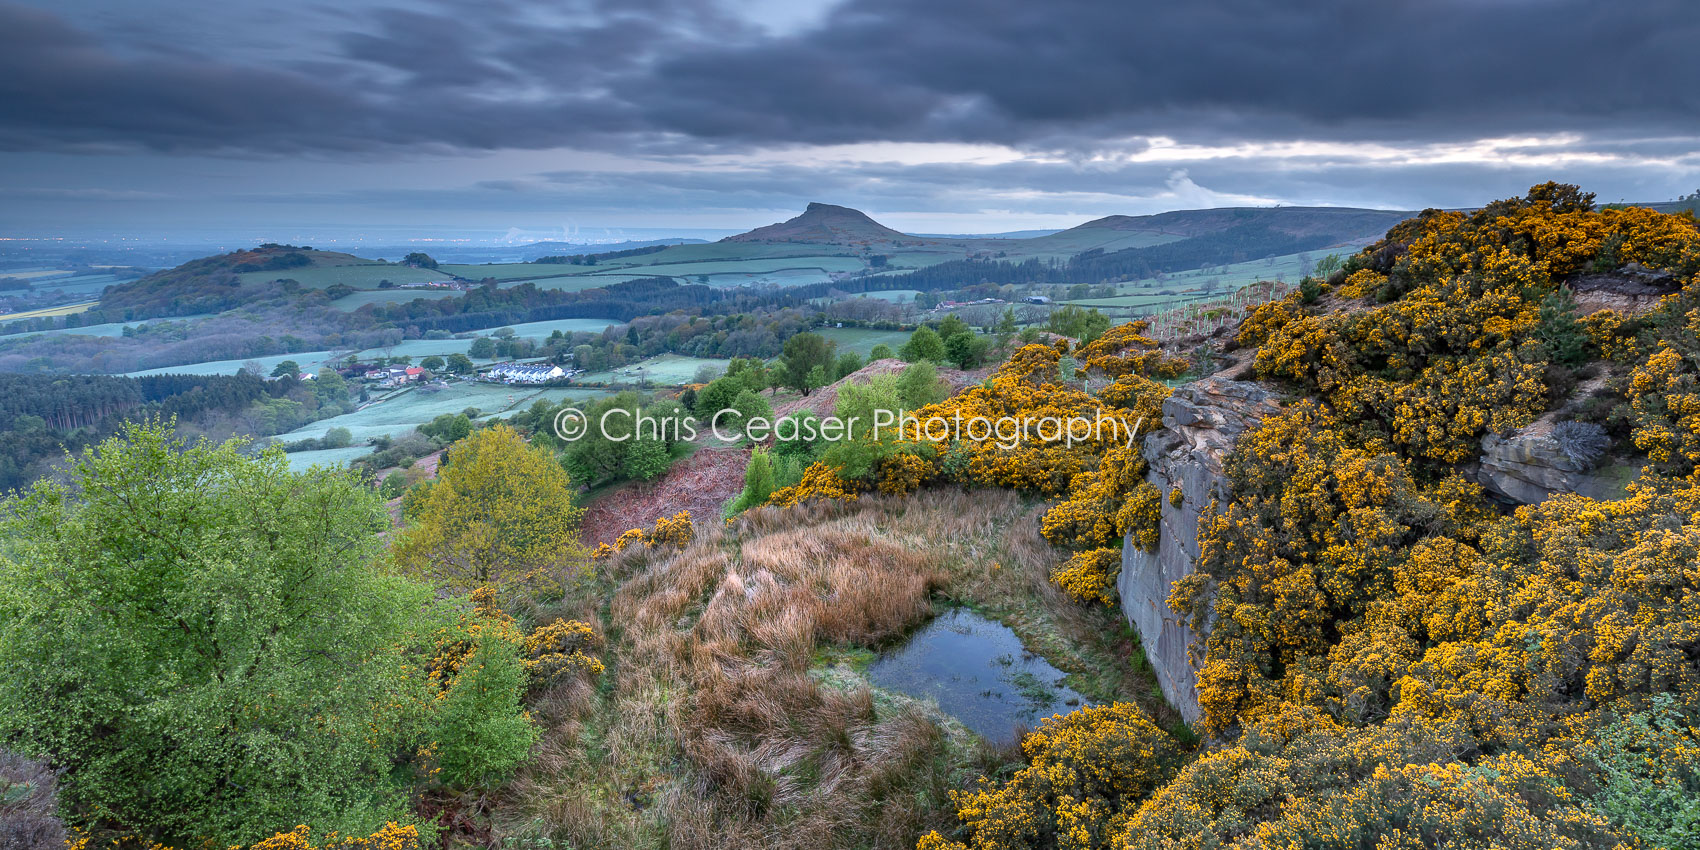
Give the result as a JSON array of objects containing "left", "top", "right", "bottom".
[{"left": 404, "top": 367, "right": 425, "bottom": 376}]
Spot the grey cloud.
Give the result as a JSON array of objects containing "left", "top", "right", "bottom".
[{"left": 2, "top": 0, "right": 1697, "bottom": 157}]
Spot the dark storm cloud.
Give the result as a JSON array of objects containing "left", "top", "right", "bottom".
[{"left": 1, "top": 0, "right": 1696, "bottom": 156}]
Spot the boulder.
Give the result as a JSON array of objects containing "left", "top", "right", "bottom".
[
  {"left": 1118, "top": 378, "right": 1281, "bottom": 723},
  {"left": 1475, "top": 426, "right": 1642, "bottom": 505}
]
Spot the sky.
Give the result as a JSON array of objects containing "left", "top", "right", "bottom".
[{"left": 1, "top": 0, "right": 1697, "bottom": 243}]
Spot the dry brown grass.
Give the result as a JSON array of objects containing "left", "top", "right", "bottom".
[{"left": 496, "top": 487, "right": 1173, "bottom": 849}]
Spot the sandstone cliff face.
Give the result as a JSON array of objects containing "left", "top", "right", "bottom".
[
  {"left": 1118, "top": 377, "right": 1643, "bottom": 724},
  {"left": 1118, "top": 379, "right": 1281, "bottom": 722}
]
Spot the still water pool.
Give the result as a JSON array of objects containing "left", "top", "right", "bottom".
[{"left": 867, "top": 608, "right": 1093, "bottom": 745}]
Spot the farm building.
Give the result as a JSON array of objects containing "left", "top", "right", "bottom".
[{"left": 373, "top": 365, "right": 426, "bottom": 387}]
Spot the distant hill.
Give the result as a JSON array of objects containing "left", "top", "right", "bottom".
[
  {"left": 1064, "top": 206, "right": 1412, "bottom": 241},
  {"left": 725, "top": 202, "right": 1412, "bottom": 256},
  {"left": 86, "top": 244, "right": 392, "bottom": 322},
  {"left": 913, "top": 229, "right": 1063, "bottom": 240},
  {"left": 521, "top": 238, "right": 708, "bottom": 254},
  {"left": 724, "top": 202, "right": 910, "bottom": 244}
]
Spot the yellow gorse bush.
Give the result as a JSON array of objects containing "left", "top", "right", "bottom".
[{"left": 921, "top": 186, "right": 1700, "bottom": 849}]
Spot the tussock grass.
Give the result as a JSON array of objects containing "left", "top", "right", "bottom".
[{"left": 495, "top": 488, "right": 1171, "bottom": 849}]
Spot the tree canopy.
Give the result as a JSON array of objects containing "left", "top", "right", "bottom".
[{"left": 392, "top": 424, "right": 586, "bottom": 590}]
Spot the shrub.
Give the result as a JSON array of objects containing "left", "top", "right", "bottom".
[
  {"left": 1552, "top": 419, "right": 1611, "bottom": 468},
  {"left": 623, "top": 435, "right": 672, "bottom": 481},
  {"left": 1582, "top": 694, "right": 1700, "bottom": 849},
  {"left": 0, "top": 751, "right": 64, "bottom": 850},
  {"left": 1050, "top": 547, "right": 1123, "bottom": 605},
  {"left": 728, "top": 448, "right": 779, "bottom": 515},
  {"left": 433, "top": 633, "right": 538, "bottom": 790},
  {"left": 0, "top": 424, "right": 439, "bottom": 843},
  {"left": 922, "top": 704, "right": 1179, "bottom": 850},
  {"left": 520, "top": 619, "right": 606, "bottom": 686},
  {"left": 901, "top": 327, "right": 946, "bottom": 363},
  {"left": 897, "top": 361, "right": 950, "bottom": 409},
  {"left": 248, "top": 823, "right": 424, "bottom": 850}
]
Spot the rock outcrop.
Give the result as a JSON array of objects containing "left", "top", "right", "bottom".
[
  {"left": 1473, "top": 425, "right": 1641, "bottom": 506},
  {"left": 1118, "top": 378, "right": 1281, "bottom": 722}
]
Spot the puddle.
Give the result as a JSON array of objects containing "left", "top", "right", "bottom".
[{"left": 867, "top": 608, "right": 1092, "bottom": 745}]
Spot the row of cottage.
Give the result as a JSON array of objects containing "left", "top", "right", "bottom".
[{"left": 363, "top": 362, "right": 571, "bottom": 389}]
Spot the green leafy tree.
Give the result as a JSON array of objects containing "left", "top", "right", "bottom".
[
  {"left": 402, "top": 252, "right": 438, "bottom": 269},
  {"left": 1046, "top": 305, "right": 1112, "bottom": 342},
  {"left": 729, "top": 389, "right": 773, "bottom": 435},
  {"left": 393, "top": 425, "right": 585, "bottom": 589},
  {"left": 782, "top": 332, "right": 833, "bottom": 396},
  {"left": 623, "top": 435, "right": 672, "bottom": 481},
  {"left": 433, "top": 634, "right": 537, "bottom": 790},
  {"left": 322, "top": 426, "right": 353, "bottom": 449},
  {"left": 995, "top": 308, "right": 1019, "bottom": 341},
  {"left": 897, "top": 361, "right": 950, "bottom": 409},
  {"left": 446, "top": 353, "right": 475, "bottom": 374},
  {"left": 869, "top": 343, "right": 896, "bottom": 360},
  {"left": 819, "top": 373, "right": 906, "bottom": 480},
  {"left": 421, "top": 412, "right": 472, "bottom": 444},
  {"left": 468, "top": 337, "right": 497, "bottom": 361},
  {"left": 270, "top": 359, "right": 301, "bottom": 378},
  {"left": 694, "top": 375, "right": 745, "bottom": 418},
  {"left": 311, "top": 368, "right": 351, "bottom": 410},
  {"left": 1311, "top": 253, "right": 1344, "bottom": 278},
  {"left": 773, "top": 412, "right": 823, "bottom": 460},
  {"left": 936, "top": 314, "right": 971, "bottom": 342},
  {"left": 0, "top": 424, "right": 438, "bottom": 844},
  {"left": 900, "top": 326, "right": 946, "bottom": 363},
  {"left": 944, "top": 331, "right": 990, "bottom": 369},
  {"left": 420, "top": 355, "right": 446, "bottom": 372},
  {"left": 834, "top": 351, "right": 864, "bottom": 380}
]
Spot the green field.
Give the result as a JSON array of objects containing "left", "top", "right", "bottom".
[
  {"left": 272, "top": 382, "right": 615, "bottom": 445},
  {"left": 439, "top": 263, "right": 595, "bottom": 283},
  {"left": 329, "top": 289, "right": 462, "bottom": 310},
  {"left": 450, "top": 253, "right": 866, "bottom": 290},
  {"left": 124, "top": 349, "right": 353, "bottom": 377},
  {"left": 1004, "top": 227, "right": 1184, "bottom": 261},
  {"left": 597, "top": 242, "right": 856, "bottom": 266},
  {"left": 588, "top": 255, "right": 863, "bottom": 278},
  {"left": 13, "top": 273, "right": 129, "bottom": 298},
  {"left": 0, "top": 301, "right": 98, "bottom": 321},
  {"left": 283, "top": 445, "right": 378, "bottom": 472},
  {"left": 857, "top": 289, "right": 920, "bottom": 302},
  {"left": 237, "top": 264, "right": 449, "bottom": 290},
  {"left": 1100, "top": 243, "right": 1369, "bottom": 296},
  {"left": 814, "top": 326, "right": 914, "bottom": 357},
  {"left": 485, "top": 318, "right": 620, "bottom": 337},
  {"left": 1061, "top": 291, "right": 1214, "bottom": 309},
  {"left": 572, "top": 354, "right": 730, "bottom": 385}
]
